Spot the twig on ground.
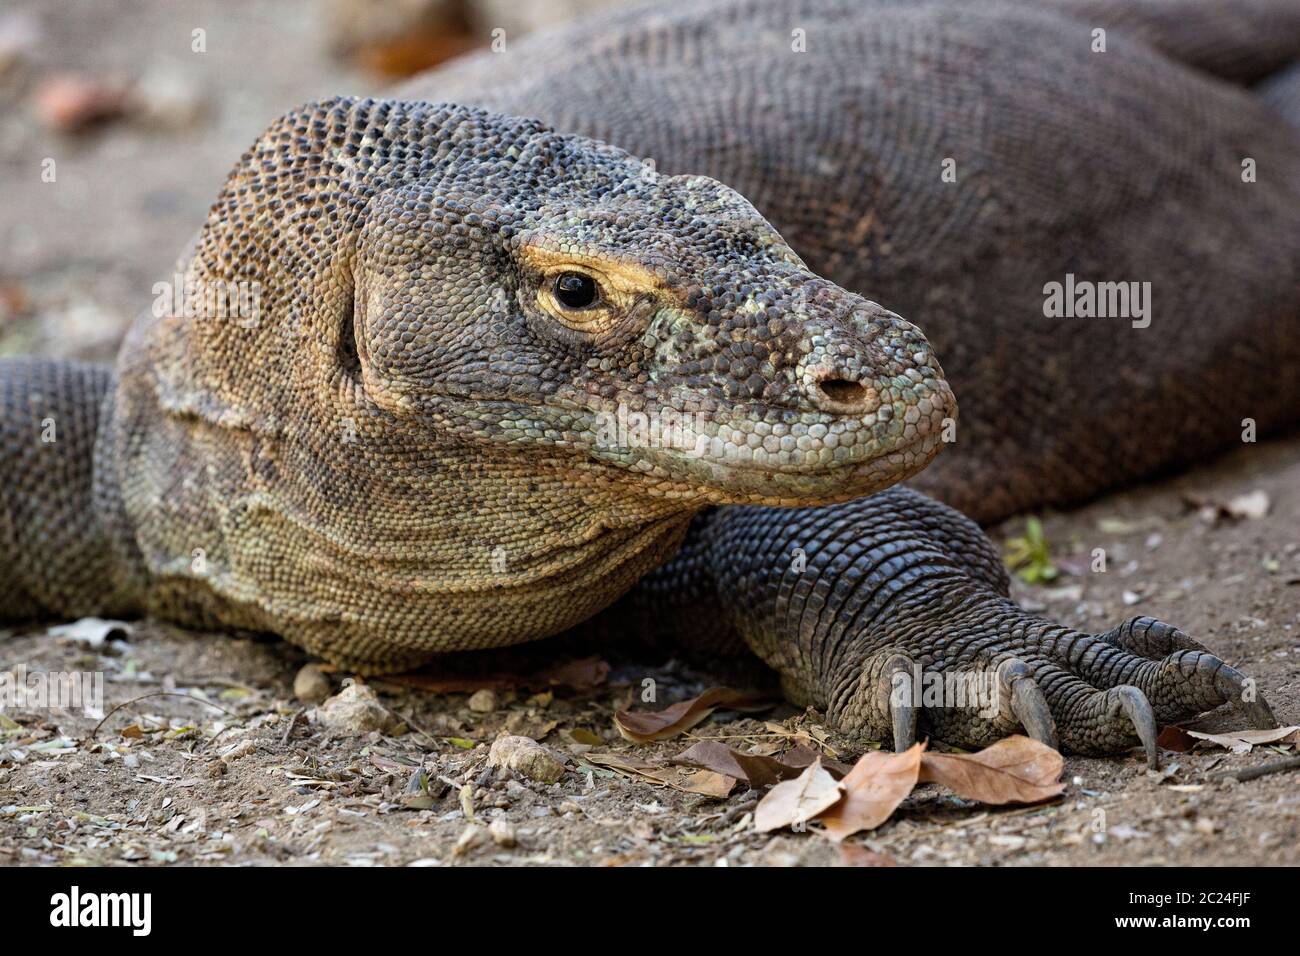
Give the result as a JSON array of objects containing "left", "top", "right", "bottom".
[
  {"left": 280, "top": 708, "right": 304, "bottom": 745},
  {"left": 89, "top": 692, "right": 241, "bottom": 741},
  {"left": 1210, "top": 756, "right": 1300, "bottom": 783}
]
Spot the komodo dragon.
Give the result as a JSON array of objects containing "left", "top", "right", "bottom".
[{"left": 2, "top": 0, "right": 1296, "bottom": 766}]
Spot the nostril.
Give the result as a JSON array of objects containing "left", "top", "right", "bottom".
[{"left": 816, "top": 377, "right": 869, "bottom": 406}]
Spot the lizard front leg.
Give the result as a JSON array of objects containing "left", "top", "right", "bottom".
[
  {"left": 0, "top": 358, "right": 144, "bottom": 621},
  {"left": 665, "top": 487, "right": 1277, "bottom": 767}
]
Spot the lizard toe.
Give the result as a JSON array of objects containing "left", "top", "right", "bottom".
[
  {"left": 1097, "top": 616, "right": 1210, "bottom": 658},
  {"left": 999, "top": 658, "right": 1058, "bottom": 750},
  {"left": 1037, "top": 667, "right": 1159, "bottom": 768},
  {"left": 1035, "top": 622, "right": 1276, "bottom": 730}
]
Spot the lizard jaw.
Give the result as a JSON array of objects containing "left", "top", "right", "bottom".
[
  {"left": 622, "top": 421, "right": 951, "bottom": 507},
  {"left": 582, "top": 376, "right": 956, "bottom": 506}
]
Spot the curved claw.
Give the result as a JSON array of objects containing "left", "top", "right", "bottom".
[
  {"left": 1215, "top": 664, "right": 1278, "bottom": 730},
  {"left": 1116, "top": 685, "right": 1159, "bottom": 770},
  {"left": 998, "top": 659, "right": 1058, "bottom": 750},
  {"left": 883, "top": 653, "right": 918, "bottom": 752}
]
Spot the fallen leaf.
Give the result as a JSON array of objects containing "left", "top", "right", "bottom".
[
  {"left": 671, "top": 740, "right": 796, "bottom": 788},
  {"left": 580, "top": 752, "right": 736, "bottom": 798},
  {"left": 1185, "top": 726, "right": 1300, "bottom": 754},
  {"left": 1156, "top": 726, "right": 1198, "bottom": 753},
  {"left": 614, "top": 687, "right": 769, "bottom": 743},
  {"left": 676, "top": 770, "right": 737, "bottom": 798},
  {"left": 776, "top": 744, "right": 856, "bottom": 778},
  {"left": 754, "top": 760, "right": 843, "bottom": 833},
  {"left": 918, "top": 736, "right": 1064, "bottom": 805},
  {"left": 819, "top": 743, "right": 924, "bottom": 841}
]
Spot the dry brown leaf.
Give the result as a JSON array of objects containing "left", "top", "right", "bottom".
[
  {"left": 777, "top": 744, "right": 855, "bottom": 778},
  {"left": 1185, "top": 726, "right": 1300, "bottom": 754},
  {"left": 614, "top": 687, "right": 769, "bottom": 743},
  {"left": 919, "top": 735, "right": 1064, "bottom": 805},
  {"left": 754, "top": 760, "right": 843, "bottom": 833},
  {"left": 671, "top": 741, "right": 856, "bottom": 790},
  {"left": 670, "top": 740, "right": 801, "bottom": 788},
  {"left": 580, "top": 752, "right": 656, "bottom": 776},
  {"left": 819, "top": 743, "right": 924, "bottom": 841},
  {"left": 675, "top": 770, "right": 737, "bottom": 797},
  {"left": 1156, "top": 725, "right": 1198, "bottom": 753},
  {"left": 762, "top": 721, "right": 838, "bottom": 755},
  {"left": 581, "top": 752, "right": 737, "bottom": 798}
]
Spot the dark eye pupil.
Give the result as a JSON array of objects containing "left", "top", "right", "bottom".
[{"left": 554, "top": 272, "right": 597, "bottom": 309}]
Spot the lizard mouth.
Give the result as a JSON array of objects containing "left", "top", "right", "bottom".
[
  {"left": 623, "top": 421, "right": 948, "bottom": 505},
  {"left": 416, "top": 375, "right": 954, "bottom": 507},
  {"left": 581, "top": 378, "right": 956, "bottom": 505}
]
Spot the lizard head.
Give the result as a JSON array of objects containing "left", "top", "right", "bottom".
[
  {"left": 344, "top": 103, "right": 955, "bottom": 507},
  {"left": 151, "top": 99, "right": 953, "bottom": 515}
]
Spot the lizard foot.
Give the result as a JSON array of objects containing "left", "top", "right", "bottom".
[
  {"left": 699, "top": 488, "right": 1280, "bottom": 768},
  {"left": 829, "top": 615, "right": 1276, "bottom": 769}
]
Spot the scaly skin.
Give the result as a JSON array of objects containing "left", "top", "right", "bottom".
[{"left": 1, "top": 0, "right": 1291, "bottom": 762}]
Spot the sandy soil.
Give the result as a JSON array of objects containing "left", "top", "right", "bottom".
[{"left": 1, "top": 1, "right": 1297, "bottom": 867}]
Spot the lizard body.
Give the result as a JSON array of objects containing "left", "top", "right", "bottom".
[{"left": 2, "top": 0, "right": 1294, "bottom": 760}]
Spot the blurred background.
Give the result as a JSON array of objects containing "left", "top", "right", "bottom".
[{"left": 0, "top": 0, "right": 626, "bottom": 361}]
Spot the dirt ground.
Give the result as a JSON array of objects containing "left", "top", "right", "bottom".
[{"left": 1, "top": 2, "right": 1298, "bottom": 867}]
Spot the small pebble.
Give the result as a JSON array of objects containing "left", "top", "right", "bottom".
[
  {"left": 314, "top": 681, "right": 395, "bottom": 736},
  {"left": 35, "top": 73, "right": 127, "bottom": 132},
  {"left": 468, "top": 688, "right": 498, "bottom": 713},
  {"left": 453, "top": 824, "right": 484, "bottom": 856},
  {"left": 488, "top": 734, "right": 566, "bottom": 784},
  {"left": 488, "top": 819, "right": 517, "bottom": 847}
]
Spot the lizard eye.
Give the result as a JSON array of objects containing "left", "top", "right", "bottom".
[{"left": 553, "top": 271, "right": 600, "bottom": 310}]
